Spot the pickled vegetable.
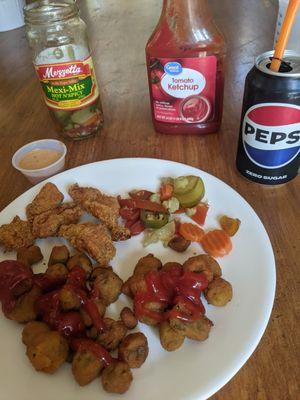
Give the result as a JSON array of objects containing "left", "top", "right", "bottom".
[
  {"left": 173, "top": 176, "right": 198, "bottom": 195},
  {"left": 140, "top": 210, "right": 169, "bottom": 229},
  {"left": 174, "top": 177, "right": 205, "bottom": 208},
  {"left": 143, "top": 221, "right": 175, "bottom": 247},
  {"left": 219, "top": 216, "right": 241, "bottom": 236}
]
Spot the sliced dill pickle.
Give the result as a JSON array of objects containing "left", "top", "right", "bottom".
[
  {"left": 173, "top": 176, "right": 199, "bottom": 195},
  {"left": 53, "top": 109, "right": 70, "bottom": 123},
  {"left": 174, "top": 177, "right": 205, "bottom": 208},
  {"left": 70, "top": 107, "right": 96, "bottom": 125}
]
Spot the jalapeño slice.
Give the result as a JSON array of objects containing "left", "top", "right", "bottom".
[
  {"left": 174, "top": 177, "right": 205, "bottom": 208},
  {"left": 140, "top": 209, "right": 169, "bottom": 229}
]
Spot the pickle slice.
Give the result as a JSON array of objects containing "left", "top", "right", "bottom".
[
  {"left": 140, "top": 210, "right": 169, "bottom": 229},
  {"left": 173, "top": 176, "right": 199, "bottom": 195},
  {"left": 174, "top": 177, "right": 205, "bottom": 208},
  {"left": 71, "top": 108, "right": 96, "bottom": 125}
]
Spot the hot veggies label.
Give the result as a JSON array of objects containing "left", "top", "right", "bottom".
[
  {"left": 35, "top": 56, "right": 99, "bottom": 110},
  {"left": 149, "top": 57, "right": 217, "bottom": 124}
]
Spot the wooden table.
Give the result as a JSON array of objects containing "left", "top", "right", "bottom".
[{"left": 0, "top": 0, "right": 299, "bottom": 399}]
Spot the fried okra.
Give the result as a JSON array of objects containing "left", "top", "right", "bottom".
[
  {"left": 48, "top": 245, "right": 70, "bottom": 266},
  {"left": 17, "top": 245, "right": 43, "bottom": 267},
  {"left": 67, "top": 253, "right": 92, "bottom": 276},
  {"left": 118, "top": 333, "right": 148, "bottom": 368},
  {"left": 92, "top": 267, "right": 123, "bottom": 305},
  {"left": 204, "top": 278, "right": 233, "bottom": 306},
  {"left": 26, "top": 331, "right": 69, "bottom": 374},
  {"left": 97, "top": 318, "right": 127, "bottom": 351},
  {"left": 22, "top": 321, "right": 50, "bottom": 346},
  {"left": 45, "top": 263, "right": 68, "bottom": 280},
  {"left": 59, "top": 287, "right": 81, "bottom": 311},
  {"left": 159, "top": 321, "right": 185, "bottom": 351},
  {"left": 72, "top": 350, "right": 104, "bottom": 386},
  {"left": 133, "top": 253, "right": 162, "bottom": 275},
  {"left": 101, "top": 361, "right": 133, "bottom": 394},
  {"left": 120, "top": 307, "right": 138, "bottom": 329},
  {"left": 170, "top": 315, "right": 213, "bottom": 341},
  {"left": 138, "top": 301, "right": 166, "bottom": 326},
  {"left": 183, "top": 254, "right": 222, "bottom": 283},
  {"left": 8, "top": 286, "right": 42, "bottom": 323},
  {"left": 80, "top": 299, "right": 106, "bottom": 327}
]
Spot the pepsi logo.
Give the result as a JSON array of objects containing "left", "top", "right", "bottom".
[{"left": 242, "top": 103, "right": 300, "bottom": 169}]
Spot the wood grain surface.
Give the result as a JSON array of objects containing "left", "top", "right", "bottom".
[{"left": 0, "top": 0, "right": 299, "bottom": 399}]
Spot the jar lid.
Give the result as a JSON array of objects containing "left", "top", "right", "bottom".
[{"left": 24, "top": 0, "right": 79, "bottom": 25}]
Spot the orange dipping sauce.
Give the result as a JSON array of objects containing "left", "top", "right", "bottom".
[{"left": 18, "top": 149, "right": 62, "bottom": 170}]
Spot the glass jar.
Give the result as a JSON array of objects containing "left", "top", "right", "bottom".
[{"left": 24, "top": 0, "right": 103, "bottom": 140}]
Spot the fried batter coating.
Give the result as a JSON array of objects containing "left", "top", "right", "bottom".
[
  {"left": 101, "top": 361, "right": 133, "bottom": 394},
  {"left": 8, "top": 286, "right": 42, "bottom": 323},
  {"left": 159, "top": 321, "right": 185, "bottom": 351},
  {"left": 170, "top": 315, "right": 213, "bottom": 341},
  {"left": 17, "top": 245, "right": 43, "bottom": 267},
  {"left": 120, "top": 307, "right": 137, "bottom": 329},
  {"left": 204, "top": 277, "right": 233, "bottom": 306},
  {"left": 183, "top": 255, "right": 222, "bottom": 283},
  {"left": 26, "top": 331, "right": 69, "bottom": 374},
  {"left": 97, "top": 318, "right": 127, "bottom": 351},
  {"left": 67, "top": 253, "right": 92, "bottom": 276},
  {"left": 58, "top": 223, "right": 116, "bottom": 266},
  {"left": 22, "top": 321, "right": 50, "bottom": 346},
  {"left": 59, "top": 287, "right": 81, "bottom": 311},
  {"left": 162, "top": 262, "right": 183, "bottom": 272},
  {"left": 72, "top": 350, "right": 104, "bottom": 386},
  {"left": 80, "top": 299, "right": 106, "bottom": 327},
  {"left": 26, "top": 183, "right": 64, "bottom": 222},
  {"left": 69, "top": 184, "right": 130, "bottom": 241},
  {"left": 32, "top": 203, "right": 83, "bottom": 238},
  {"left": 46, "top": 263, "right": 69, "bottom": 280},
  {"left": 118, "top": 332, "right": 148, "bottom": 368},
  {"left": 133, "top": 253, "right": 162, "bottom": 275},
  {"left": 48, "top": 245, "right": 70, "bottom": 266},
  {"left": 0, "top": 216, "right": 35, "bottom": 251},
  {"left": 139, "top": 301, "right": 166, "bottom": 326},
  {"left": 92, "top": 267, "right": 123, "bottom": 305}
]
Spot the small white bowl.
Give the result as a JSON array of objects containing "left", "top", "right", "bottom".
[{"left": 12, "top": 139, "right": 67, "bottom": 184}]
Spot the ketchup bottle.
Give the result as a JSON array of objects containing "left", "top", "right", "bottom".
[{"left": 146, "top": 0, "right": 226, "bottom": 135}]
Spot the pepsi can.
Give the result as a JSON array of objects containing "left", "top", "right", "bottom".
[{"left": 236, "top": 50, "right": 300, "bottom": 185}]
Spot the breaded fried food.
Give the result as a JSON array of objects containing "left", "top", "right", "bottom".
[
  {"left": 26, "top": 182, "right": 64, "bottom": 222},
  {"left": 26, "top": 331, "right": 69, "bottom": 374},
  {"left": 58, "top": 223, "right": 116, "bottom": 266},
  {"left": 32, "top": 203, "right": 82, "bottom": 238},
  {"left": 69, "top": 184, "right": 130, "bottom": 241},
  {"left": 0, "top": 216, "right": 35, "bottom": 251}
]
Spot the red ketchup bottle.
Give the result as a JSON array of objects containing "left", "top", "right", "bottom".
[{"left": 146, "top": 0, "right": 226, "bottom": 135}]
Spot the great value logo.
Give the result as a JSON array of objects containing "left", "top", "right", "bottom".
[{"left": 242, "top": 103, "right": 300, "bottom": 169}]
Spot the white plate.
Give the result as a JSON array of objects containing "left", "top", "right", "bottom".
[{"left": 0, "top": 158, "right": 276, "bottom": 400}]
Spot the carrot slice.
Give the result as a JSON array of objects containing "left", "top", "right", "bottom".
[
  {"left": 219, "top": 215, "right": 241, "bottom": 236},
  {"left": 190, "top": 203, "right": 209, "bottom": 226},
  {"left": 201, "top": 229, "right": 232, "bottom": 257},
  {"left": 179, "top": 223, "right": 205, "bottom": 243},
  {"left": 160, "top": 184, "right": 174, "bottom": 201}
]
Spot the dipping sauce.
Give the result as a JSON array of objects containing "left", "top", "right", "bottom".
[{"left": 18, "top": 149, "right": 62, "bottom": 170}]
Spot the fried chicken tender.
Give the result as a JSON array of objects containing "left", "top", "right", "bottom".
[
  {"left": 69, "top": 184, "right": 130, "bottom": 241},
  {"left": 32, "top": 203, "right": 83, "bottom": 238},
  {"left": 26, "top": 183, "right": 64, "bottom": 222},
  {"left": 0, "top": 216, "right": 35, "bottom": 251},
  {"left": 58, "top": 223, "right": 116, "bottom": 266}
]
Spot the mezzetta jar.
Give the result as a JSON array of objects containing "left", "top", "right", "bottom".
[{"left": 24, "top": 0, "right": 103, "bottom": 140}]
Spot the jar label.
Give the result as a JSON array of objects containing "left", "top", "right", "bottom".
[
  {"left": 149, "top": 57, "right": 217, "bottom": 124},
  {"left": 35, "top": 56, "right": 99, "bottom": 110}
]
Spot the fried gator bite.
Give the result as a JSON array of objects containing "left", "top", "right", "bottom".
[
  {"left": 26, "top": 182, "right": 64, "bottom": 222},
  {"left": 32, "top": 203, "right": 83, "bottom": 238},
  {"left": 58, "top": 223, "right": 116, "bottom": 266},
  {"left": 0, "top": 216, "right": 35, "bottom": 251},
  {"left": 69, "top": 184, "right": 130, "bottom": 241}
]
